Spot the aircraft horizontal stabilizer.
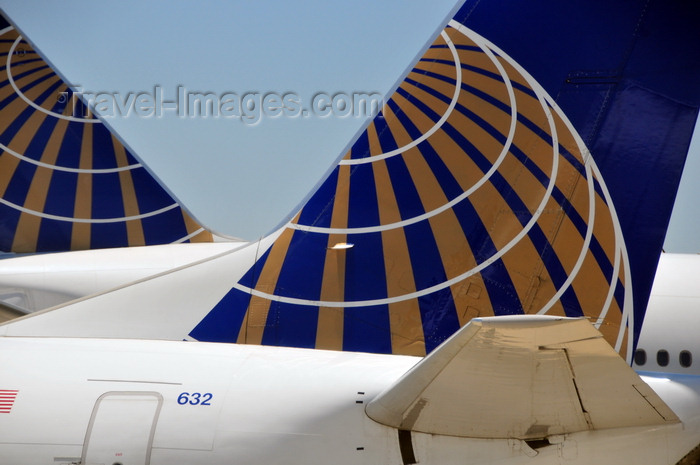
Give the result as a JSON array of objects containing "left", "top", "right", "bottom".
[{"left": 365, "top": 316, "right": 678, "bottom": 439}]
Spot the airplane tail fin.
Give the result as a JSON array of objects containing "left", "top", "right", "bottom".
[
  {"left": 2, "top": 2, "right": 698, "bottom": 360},
  {"left": 191, "top": 1, "right": 700, "bottom": 360},
  {"left": 0, "top": 14, "right": 214, "bottom": 252}
]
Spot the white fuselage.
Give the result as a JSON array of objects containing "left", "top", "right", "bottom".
[
  {"left": 634, "top": 254, "right": 700, "bottom": 376},
  {"left": 2, "top": 253, "right": 700, "bottom": 465},
  {"left": 1, "top": 335, "right": 700, "bottom": 465},
  {"left": 0, "top": 242, "right": 245, "bottom": 313}
]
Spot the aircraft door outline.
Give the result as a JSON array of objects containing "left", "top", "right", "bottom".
[{"left": 81, "top": 391, "right": 163, "bottom": 465}]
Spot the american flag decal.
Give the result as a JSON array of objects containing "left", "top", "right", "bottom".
[{"left": 0, "top": 390, "right": 18, "bottom": 413}]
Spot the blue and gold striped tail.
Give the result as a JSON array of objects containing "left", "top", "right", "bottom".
[
  {"left": 0, "top": 20, "right": 213, "bottom": 252},
  {"left": 190, "top": 20, "right": 635, "bottom": 358}
]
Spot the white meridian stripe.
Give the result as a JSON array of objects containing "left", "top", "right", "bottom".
[
  {"left": 8, "top": 36, "right": 98, "bottom": 124},
  {"left": 0, "top": 140, "right": 142, "bottom": 173},
  {"left": 233, "top": 28, "right": 562, "bottom": 308},
  {"left": 589, "top": 169, "right": 624, "bottom": 331},
  {"left": 588, "top": 161, "right": 634, "bottom": 357},
  {"left": 594, "top": 240, "right": 622, "bottom": 329},
  {"left": 531, "top": 62, "right": 633, "bottom": 358},
  {"left": 339, "top": 30, "right": 462, "bottom": 166},
  {"left": 0, "top": 196, "right": 179, "bottom": 223},
  {"left": 621, "top": 251, "right": 634, "bottom": 362},
  {"left": 171, "top": 228, "right": 206, "bottom": 244},
  {"left": 3, "top": 32, "right": 141, "bottom": 174},
  {"left": 537, "top": 158, "right": 595, "bottom": 315},
  {"left": 483, "top": 33, "right": 633, "bottom": 336},
  {"left": 291, "top": 23, "right": 519, "bottom": 235}
]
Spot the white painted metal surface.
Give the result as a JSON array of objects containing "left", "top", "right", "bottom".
[
  {"left": 1, "top": 317, "right": 700, "bottom": 465},
  {"left": 367, "top": 317, "right": 677, "bottom": 438},
  {"left": 0, "top": 242, "right": 246, "bottom": 312},
  {"left": 0, "top": 236, "right": 268, "bottom": 338},
  {"left": 636, "top": 254, "right": 700, "bottom": 375}
]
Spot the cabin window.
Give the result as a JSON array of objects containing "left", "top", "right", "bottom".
[
  {"left": 657, "top": 350, "right": 670, "bottom": 367},
  {"left": 634, "top": 349, "right": 647, "bottom": 366},
  {"left": 680, "top": 350, "right": 692, "bottom": 368}
]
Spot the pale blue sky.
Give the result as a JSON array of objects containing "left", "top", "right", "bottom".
[
  {"left": 2, "top": 0, "right": 461, "bottom": 239},
  {"left": 663, "top": 117, "right": 700, "bottom": 253},
  {"left": 2, "top": 0, "right": 697, "bottom": 251}
]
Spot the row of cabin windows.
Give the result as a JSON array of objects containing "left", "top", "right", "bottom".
[{"left": 634, "top": 349, "right": 693, "bottom": 368}]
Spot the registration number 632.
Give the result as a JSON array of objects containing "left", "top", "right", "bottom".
[{"left": 177, "top": 392, "right": 213, "bottom": 406}]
